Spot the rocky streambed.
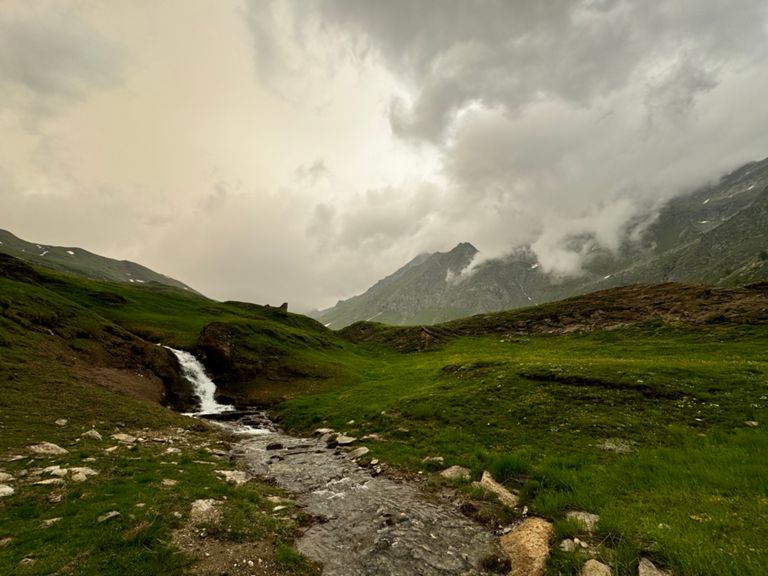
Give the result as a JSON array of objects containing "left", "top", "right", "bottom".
[{"left": 223, "top": 413, "right": 500, "bottom": 576}]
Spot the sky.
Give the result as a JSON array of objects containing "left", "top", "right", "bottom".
[{"left": 2, "top": 1, "right": 768, "bottom": 311}]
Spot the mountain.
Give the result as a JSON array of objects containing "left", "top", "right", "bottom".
[
  {"left": 0, "top": 228, "right": 200, "bottom": 294},
  {"left": 314, "top": 157, "right": 768, "bottom": 328}
]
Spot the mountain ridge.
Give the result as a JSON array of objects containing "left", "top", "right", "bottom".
[{"left": 313, "top": 156, "right": 768, "bottom": 328}]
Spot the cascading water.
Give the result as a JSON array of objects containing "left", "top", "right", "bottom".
[{"left": 165, "top": 347, "right": 234, "bottom": 415}]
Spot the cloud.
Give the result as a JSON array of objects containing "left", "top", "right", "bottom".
[{"left": 0, "top": 5, "right": 124, "bottom": 116}]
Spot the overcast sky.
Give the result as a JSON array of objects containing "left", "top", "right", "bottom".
[{"left": 2, "top": 1, "right": 768, "bottom": 310}]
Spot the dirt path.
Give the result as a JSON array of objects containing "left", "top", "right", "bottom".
[{"left": 229, "top": 421, "right": 499, "bottom": 576}]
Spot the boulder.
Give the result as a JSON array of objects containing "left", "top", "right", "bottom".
[
  {"left": 82, "top": 429, "right": 102, "bottom": 441},
  {"left": 500, "top": 517, "right": 554, "bottom": 576},
  {"left": 638, "top": 558, "right": 672, "bottom": 576},
  {"left": 28, "top": 442, "right": 68, "bottom": 455},
  {"left": 479, "top": 471, "right": 519, "bottom": 508},
  {"left": 348, "top": 447, "right": 370, "bottom": 459},
  {"left": 440, "top": 465, "right": 472, "bottom": 481},
  {"left": 566, "top": 510, "right": 600, "bottom": 533},
  {"left": 581, "top": 559, "right": 612, "bottom": 576}
]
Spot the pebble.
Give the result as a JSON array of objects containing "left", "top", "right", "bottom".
[
  {"left": 97, "top": 511, "right": 120, "bottom": 523},
  {"left": 161, "top": 478, "right": 178, "bottom": 487},
  {"left": 55, "top": 419, "right": 68, "bottom": 426}
]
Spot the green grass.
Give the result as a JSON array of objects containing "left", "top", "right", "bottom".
[
  {"left": 2, "top": 254, "right": 768, "bottom": 575},
  {"left": 276, "top": 325, "right": 768, "bottom": 576}
]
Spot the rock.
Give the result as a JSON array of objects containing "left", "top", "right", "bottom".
[
  {"left": 97, "top": 511, "right": 120, "bottom": 523},
  {"left": 0, "top": 472, "right": 13, "bottom": 482},
  {"left": 335, "top": 435, "right": 357, "bottom": 446},
  {"left": 314, "top": 428, "right": 334, "bottom": 436},
  {"left": 111, "top": 433, "right": 137, "bottom": 444},
  {"left": 360, "top": 433, "right": 383, "bottom": 441},
  {"left": 638, "top": 558, "right": 672, "bottom": 576},
  {"left": 190, "top": 499, "right": 221, "bottom": 525},
  {"left": 216, "top": 470, "right": 249, "bottom": 486},
  {"left": 566, "top": 510, "right": 600, "bottom": 533},
  {"left": 266, "top": 442, "right": 284, "bottom": 450},
  {"left": 0, "top": 484, "right": 14, "bottom": 498},
  {"left": 560, "top": 539, "right": 577, "bottom": 552},
  {"left": 745, "top": 421, "right": 759, "bottom": 427},
  {"left": 45, "top": 466, "right": 68, "bottom": 478},
  {"left": 164, "top": 447, "right": 181, "bottom": 455},
  {"left": 599, "top": 438, "right": 634, "bottom": 454},
  {"left": 71, "top": 472, "right": 88, "bottom": 483},
  {"left": 33, "top": 478, "right": 64, "bottom": 486},
  {"left": 440, "top": 465, "right": 472, "bottom": 481},
  {"left": 422, "top": 456, "right": 444, "bottom": 464},
  {"left": 581, "top": 559, "right": 612, "bottom": 576},
  {"left": 500, "top": 517, "right": 554, "bottom": 576},
  {"left": 161, "top": 478, "right": 178, "bottom": 487},
  {"left": 19, "top": 557, "right": 35, "bottom": 567},
  {"left": 320, "top": 433, "right": 335, "bottom": 445},
  {"left": 0, "top": 537, "right": 12, "bottom": 547},
  {"left": 41, "top": 517, "right": 62, "bottom": 527},
  {"left": 82, "top": 429, "right": 102, "bottom": 441},
  {"left": 104, "top": 446, "right": 119, "bottom": 453},
  {"left": 479, "top": 471, "right": 519, "bottom": 508},
  {"left": 348, "top": 447, "right": 370, "bottom": 459},
  {"left": 55, "top": 419, "right": 68, "bottom": 426},
  {"left": 28, "top": 442, "right": 68, "bottom": 455}
]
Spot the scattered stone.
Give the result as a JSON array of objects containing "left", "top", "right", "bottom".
[
  {"left": 161, "top": 478, "right": 178, "bottom": 487},
  {"left": 46, "top": 467, "right": 68, "bottom": 478},
  {"left": 97, "top": 511, "right": 120, "bottom": 523},
  {"left": 70, "top": 467, "right": 98, "bottom": 477},
  {"left": 581, "top": 559, "right": 612, "bottom": 576},
  {"left": 0, "top": 484, "right": 14, "bottom": 498},
  {"left": 0, "top": 537, "right": 12, "bottom": 547},
  {"left": 500, "top": 517, "right": 554, "bottom": 576},
  {"left": 370, "top": 459, "right": 380, "bottom": 466},
  {"left": 42, "top": 517, "right": 62, "bottom": 527},
  {"left": 34, "top": 478, "right": 64, "bottom": 486},
  {"left": 0, "top": 472, "right": 13, "bottom": 482},
  {"left": 347, "top": 419, "right": 355, "bottom": 425},
  {"left": 55, "top": 419, "right": 68, "bottom": 426},
  {"left": 266, "top": 442, "right": 284, "bottom": 450},
  {"left": 71, "top": 472, "right": 88, "bottom": 483},
  {"left": 19, "top": 557, "right": 35, "bottom": 567},
  {"left": 82, "top": 429, "right": 102, "bottom": 441},
  {"left": 422, "top": 456, "right": 444, "bottom": 464},
  {"left": 104, "top": 446, "right": 119, "bottom": 453},
  {"left": 599, "top": 438, "right": 634, "bottom": 454},
  {"left": 48, "top": 493, "right": 63, "bottom": 503},
  {"left": 164, "top": 447, "right": 181, "bottom": 455},
  {"left": 190, "top": 499, "right": 221, "bottom": 525},
  {"left": 440, "top": 465, "right": 472, "bottom": 481},
  {"left": 638, "top": 558, "right": 672, "bottom": 576},
  {"left": 215, "top": 470, "right": 249, "bottom": 486},
  {"left": 560, "top": 539, "right": 577, "bottom": 552},
  {"left": 111, "top": 433, "right": 137, "bottom": 444},
  {"left": 479, "top": 471, "right": 519, "bottom": 508},
  {"left": 347, "top": 447, "right": 370, "bottom": 460},
  {"left": 28, "top": 442, "right": 68, "bottom": 455},
  {"left": 745, "top": 421, "right": 759, "bottom": 427},
  {"left": 335, "top": 435, "right": 357, "bottom": 446},
  {"left": 360, "top": 433, "right": 383, "bottom": 441},
  {"left": 567, "top": 510, "right": 600, "bottom": 533},
  {"left": 314, "top": 428, "right": 334, "bottom": 436},
  {"left": 320, "top": 433, "right": 335, "bottom": 445},
  {"left": 273, "top": 505, "right": 287, "bottom": 512}
]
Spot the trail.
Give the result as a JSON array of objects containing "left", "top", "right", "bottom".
[{"left": 230, "top": 421, "right": 499, "bottom": 576}]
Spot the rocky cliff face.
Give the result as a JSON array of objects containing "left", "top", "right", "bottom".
[{"left": 314, "top": 157, "right": 768, "bottom": 328}]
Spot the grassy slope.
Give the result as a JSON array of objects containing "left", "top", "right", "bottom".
[
  {"left": 3, "top": 256, "right": 768, "bottom": 575},
  {"left": 276, "top": 324, "right": 768, "bottom": 576},
  {"left": 0, "top": 258, "right": 323, "bottom": 575}
]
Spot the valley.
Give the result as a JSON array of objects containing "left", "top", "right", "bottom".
[{"left": 1, "top": 252, "right": 767, "bottom": 575}]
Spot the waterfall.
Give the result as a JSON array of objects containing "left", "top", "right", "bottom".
[{"left": 165, "top": 347, "right": 234, "bottom": 415}]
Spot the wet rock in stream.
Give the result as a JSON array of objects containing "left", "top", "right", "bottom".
[{"left": 232, "top": 431, "right": 499, "bottom": 575}]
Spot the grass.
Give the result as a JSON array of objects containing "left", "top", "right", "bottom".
[
  {"left": 275, "top": 325, "right": 768, "bottom": 576},
  {"left": 2, "top": 254, "right": 768, "bottom": 575}
]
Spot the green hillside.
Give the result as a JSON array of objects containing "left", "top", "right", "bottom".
[
  {"left": 0, "top": 229, "right": 200, "bottom": 294},
  {"left": 2, "top": 254, "right": 768, "bottom": 575}
]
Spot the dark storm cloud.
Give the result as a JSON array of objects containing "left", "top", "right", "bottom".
[{"left": 245, "top": 0, "right": 768, "bottom": 276}]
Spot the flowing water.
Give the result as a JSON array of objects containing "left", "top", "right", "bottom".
[
  {"left": 168, "top": 346, "right": 499, "bottom": 574},
  {"left": 165, "top": 346, "right": 235, "bottom": 415}
]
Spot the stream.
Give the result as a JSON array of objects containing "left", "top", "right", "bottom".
[{"left": 170, "top": 347, "right": 500, "bottom": 575}]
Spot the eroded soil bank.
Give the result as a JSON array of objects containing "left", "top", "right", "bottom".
[{"left": 229, "top": 416, "right": 500, "bottom": 576}]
